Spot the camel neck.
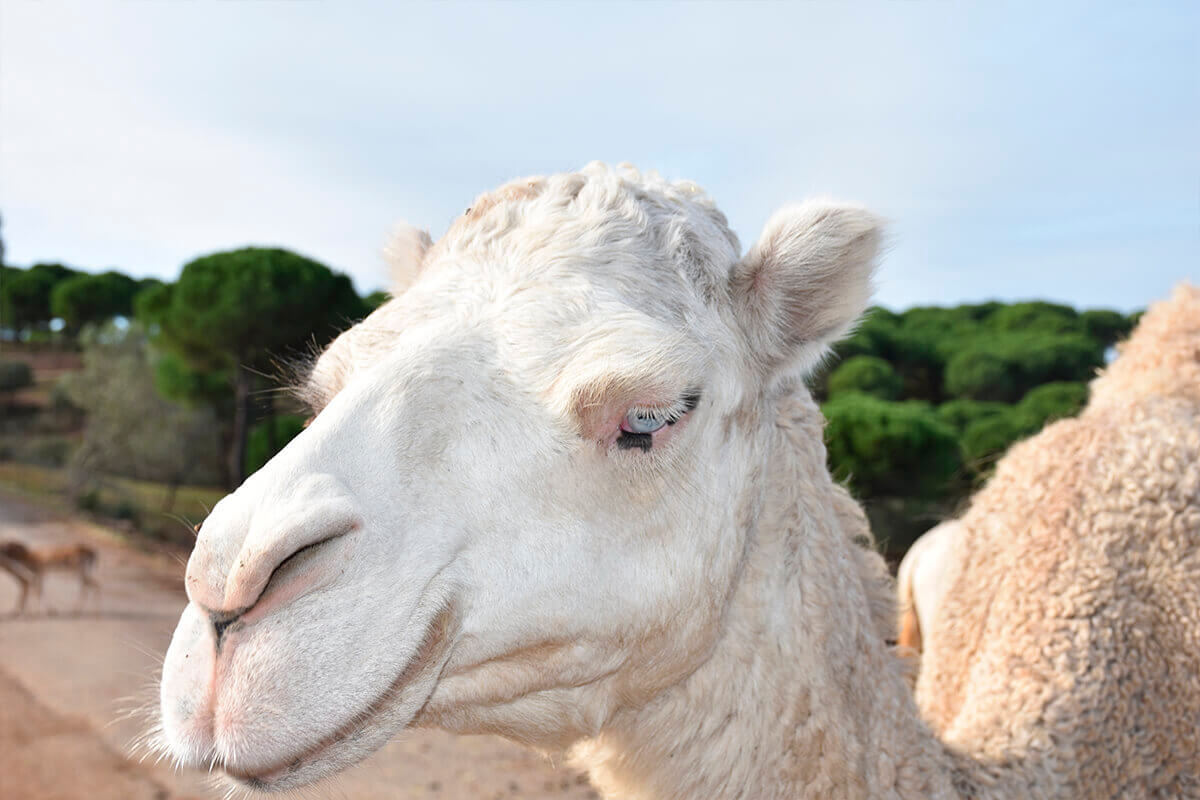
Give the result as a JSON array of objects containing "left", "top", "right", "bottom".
[{"left": 574, "top": 400, "right": 961, "bottom": 799}]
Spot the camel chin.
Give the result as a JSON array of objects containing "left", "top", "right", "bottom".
[{"left": 159, "top": 586, "right": 454, "bottom": 791}]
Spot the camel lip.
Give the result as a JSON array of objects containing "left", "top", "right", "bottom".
[
  {"left": 220, "top": 665, "right": 401, "bottom": 789},
  {"left": 219, "top": 601, "right": 460, "bottom": 790}
]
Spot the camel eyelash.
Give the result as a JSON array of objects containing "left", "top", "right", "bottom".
[{"left": 617, "top": 392, "right": 701, "bottom": 452}]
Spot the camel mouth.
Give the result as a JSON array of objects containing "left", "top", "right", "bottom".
[
  {"left": 220, "top": 602, "right": 460, "bottom": 791},
  {"left": 220, "top": 680, "right": 396, "bottom": 791}
]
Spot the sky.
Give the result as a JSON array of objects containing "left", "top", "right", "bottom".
[{"left": 1, "top": 1, "right": 1196, "bottom": 312}]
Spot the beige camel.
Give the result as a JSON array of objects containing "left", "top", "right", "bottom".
[{"left": 156, "top": 164, "right": 1200, "bottom": 798}]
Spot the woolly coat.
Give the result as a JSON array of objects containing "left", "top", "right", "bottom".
[{"left": 916, "top": 285, "right": 1200, "bottom": 798}]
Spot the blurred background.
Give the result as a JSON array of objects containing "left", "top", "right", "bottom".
[{"left": 0, "top": 1, "right": 1196, "bottom": 798}]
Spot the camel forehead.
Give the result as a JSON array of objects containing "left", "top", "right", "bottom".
[
  {"left": 429, "top": 163, "right": 741, "bottom": 306},
  {"left": 307, "top": 165, "right": 743, "bottom": 411},
  {"left": 307, "top": 272, "right": 715, "bottom": 421}
]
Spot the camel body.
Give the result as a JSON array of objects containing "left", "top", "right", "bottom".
[
  {"left": 155, "top": 165, "right": 1200, "bottom": 798},
  {"left": 896, "top": 520, "right": 959, "bottom": 653}
]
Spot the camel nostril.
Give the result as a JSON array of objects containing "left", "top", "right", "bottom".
[
  {"left": 229, "top": 528, "right": 356, "bottom": 627},
  {"left": 211, "top": 611, "right": 242, "bottom": 647},
  {"left": 186, "top": 507, "right": 360, "bottom": 620}
]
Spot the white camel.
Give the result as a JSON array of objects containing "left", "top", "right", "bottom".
[{"left": 158, "top": 164, "right": 1200, "bottom": 799}]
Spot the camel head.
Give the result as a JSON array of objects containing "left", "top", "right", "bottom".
[{"left": 158, "top": 163, "right": 882, "bottom": 790}]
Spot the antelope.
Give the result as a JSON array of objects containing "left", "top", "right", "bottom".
[{"left": 0, "top": 540, "right": 99, "bottom": 614}]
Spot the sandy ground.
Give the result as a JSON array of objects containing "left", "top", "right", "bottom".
[{"left": 0, "top": 491, "right": 597, "bottom": 800}]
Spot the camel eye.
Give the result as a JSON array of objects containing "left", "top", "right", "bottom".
[
  {"left": 615, "top": 392, "right": 702, "bottom": 452},
  {"left": 622, "top": 410, "right": 667, "bottom": 435}
]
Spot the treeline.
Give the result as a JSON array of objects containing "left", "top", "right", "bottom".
[
  {"left": 815, "top": 301, "right": 1137, "bottom": 554},
  {"left": 2, "top": 254, "right": 1136, "bottom": 555},
  {"left": 0, "top": 262, "right": 162, "bottom": 337},
  {"left": 1, "top": 251, "right": 388, "bottom": 500}
]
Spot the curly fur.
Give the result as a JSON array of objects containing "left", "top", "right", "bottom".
[{"left": 914, "top": 284, "right": 1200, "bottom": 798}]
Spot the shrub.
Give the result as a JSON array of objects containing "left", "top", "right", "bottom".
[
  {"left": 943, "top": 349, "right": 1016, "bottom": 403},
  {"left": 77, "top": 489, "right": 101, "bottom": 512},
  {"left": 827, "top": 356, "right": 904, "bottom": 400},
  {"left": 1079, "top": 309, "right": 1135, "bottom": 347},
  {"left": 1017, "top": 381, "right": 1088, "bottom": 430},
  {"left": 934, "top": 399, "right": 1010, "bottom": 435},
  {"left": 961, "top": 410, "right": 1028, "bottom": 464},
  {"left": 984, "top": 301, "right": 1079, "bottom": 334},
  {"left": 943, "top": 333, "right": 1104, "bottom": 403},
  {"left": 113, "top": 500, "right": 138, "bottom": 521},
  {"left": 822, "top": 393, "right": 962, "bottom": 499},
  {"left": 0, "top": 360, "right": 33, "bottom": 396}
]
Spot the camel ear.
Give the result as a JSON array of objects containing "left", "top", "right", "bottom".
[
  {"left": 384, "top": 223, "right": 434, "bottom": 295},
  {"left": 731, "top": 201, "right": 882, "bottom": 381}
]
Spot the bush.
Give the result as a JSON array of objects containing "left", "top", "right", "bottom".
[
  {"left": 943, "top": 333, "right": 1104, "bottom": 403},
  {"left": 76, "top": 489, "right": 100, "bottom": 513},
  {"left": 984, "top": 301, "right": 1079, "bottom": 334},
  {"left": 113, "top": 500, "right": 138, "bottom": 521},
  {"left": 942, "top": 349, "right": 1016, "bottom": 402},
  {"left": 61, "top": 323, "right": 225, "bottom": 488},
  {"left": 961, "top": 410, "right": 1028, "bottom": 464},
  {"left": 0, "top": 360, "right": 33, "bottom": 395},
  {"left": 1079, "top": 309, "right": 1134, "bottom": 347},
  {"left": 822, "top": 393, "right": 962, "bottom": 499},
  {"left": 835, "top": 313, "right": 946, "bottom": 401},
  {"left": 363, "top": 290, "right": 390, "bottom": 311},
  {"left": 0, "top": 434, "right": 75, "bottom": 468},
  {"left": 1017, "top": 381, "right": 1088, "bottom": 430},
  {"left": 827, "top": 356, "right": 904, "bottom": 400},
  {"left": 934, "top": 399, "right": 1010, "bottom": 435},
  {"left": 245, "top": 415, "right": 307, "bottom": 476},
  {"left": 1020, "top": 333, "right": 1105, "bottom": 387}
]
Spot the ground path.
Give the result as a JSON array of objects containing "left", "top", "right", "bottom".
[{"left": 0, "top": 490, "right": 596, "bottom": 800}]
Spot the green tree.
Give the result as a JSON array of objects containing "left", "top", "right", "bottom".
[
  {"left": 152, "top": 351, "right": 231, "bottom": 410},
  {"left": 827, "top": 355, "right": 904, "bottom": 400},
  {"left": 59, "top": 324, "right": 224, "bottom": 512},
  {"left": 0, "top": 265, "right": 17, "bottom": 332},
  {"left": 50, "top": 270, "right": 140, "bottom": 335},
  {"left": 137, "top": 248, "right": 367, "bottom": 486},
  {"left": 245, "top": 415, "right": 307, "bottom": 476},
  {"left": 363, "top": 290, "right": 390, "bottom": 312},
  {"left": 2, "top": 263, "right": 79, "bottom": 336}
]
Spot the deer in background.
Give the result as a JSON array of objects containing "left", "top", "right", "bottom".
[{"left": 0, "top": 540, "right": 99, "bottom": 614}]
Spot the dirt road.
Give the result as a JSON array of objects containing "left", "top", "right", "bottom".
[{"left": 0, "top": 491, "right": 595, "bottom": 800}]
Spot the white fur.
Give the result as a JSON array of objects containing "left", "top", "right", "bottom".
[
  {"left": 159, "top": 164, "right": 891, "bottom": 794},
  {"left": 161, "top": 167, "right": 1200, "bottom": 799}
]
